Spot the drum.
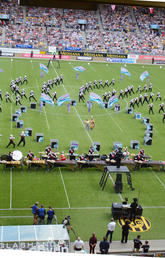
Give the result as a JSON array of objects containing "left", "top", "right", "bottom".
[
  {"left": 1, "top": 154, "right": 10, "bottom": 161},
  {"left": 12, "top": 150, "right": 23, "bottom": 161}
]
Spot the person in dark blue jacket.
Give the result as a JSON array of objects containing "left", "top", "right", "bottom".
[
  {"left": 47, "top": 206, "right": 55, "bottom": 224},
  {"left": 38, "top": 205, "right": 46, "bottom": 225},
  {"left": 99, "top": 236, "right": 110, "bottom": 254},
  {"left": 30, "top": 202, "right": 38, "bottom": 225}
]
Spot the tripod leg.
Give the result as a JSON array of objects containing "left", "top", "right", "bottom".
[
  {"left": 99, "top": 169, "right": 107, "bottom": 187},
  {"left": 102, "top": 172, "right": 109, "bottom": 190}
]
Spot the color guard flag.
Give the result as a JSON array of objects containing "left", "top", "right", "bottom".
[
  {"left": 108, "top": 95, "right": 119, "bottom": 109},
  {"left": 40, "top": 63, "right": 49, "bottom": 74},
  {"left": 89, "top": 92, "right": 104, "bottom": 107},
  {"left": 121, "top": 67, "right": 131, "bottom": 77},
  {"left": 40, "top": 93, "right": 54, "bottom": 106},
  {"left": 140, "top": 71, "right": 149, "bottom": 81},
  {"left": 57, "top": 94, "right": 71, "bottom": 106}
]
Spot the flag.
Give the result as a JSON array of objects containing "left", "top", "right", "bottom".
[
  {"left": 40, "top": 93, "right": 54, "bottom": 106},
  {"left": 89, "top": 92, "right": 104, "bottom": 107},
  {"left": 74, "top": 66, "right": 86, "bottom": 72},
  {"left": 121, "top": 67, "right": 131, "bottom": 77},
  {"left": 108, "top": 95, "right": 119, "bottom": 109},
  {"left": 111, "top": 5, "right": 116, "bottom": 11},
  {"left": 140, "top": 71, "right": 149, "bottom": 81},
  {"left": 40, "top": 63, "right": 48, "bottom": 74},
  {"left": 57, "top": 94, "right": 71, "bottom": 106}
]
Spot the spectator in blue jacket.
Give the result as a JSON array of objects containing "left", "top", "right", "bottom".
[
  {"left": 47, "top": 206, "right": 55, "bottom": 224},
  {"left": 38, "top": 205, "right": 46, "bottom": 225}
]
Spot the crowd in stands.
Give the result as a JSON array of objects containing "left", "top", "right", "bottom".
[
  {"left": 64, "top": 9, "right": 99, "bottom": 30},
  {"left": 0, "top": 0, "right": 165, "bottom": 55}
]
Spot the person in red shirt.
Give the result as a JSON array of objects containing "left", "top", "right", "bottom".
[{"left": 89, "top": 232, "right": 97, "bottom": 254}]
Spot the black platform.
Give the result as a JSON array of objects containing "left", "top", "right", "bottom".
[
  {"left": 106, "top": 166, "right": 130, "bottom": 173},
  {"left": 99, "top": 166, "right": 134, "bottom": 192}
]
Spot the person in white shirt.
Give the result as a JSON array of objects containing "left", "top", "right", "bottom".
[
  {"left": 73, "top": 237, "right": 84, "bottom": 251},
  {"left": 105, "top": 218, "right": 116, "bottom": 243}
]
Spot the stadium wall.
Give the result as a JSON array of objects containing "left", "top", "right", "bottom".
[{"left": 1, "top": 47, "right": 165, "bottom": 65}]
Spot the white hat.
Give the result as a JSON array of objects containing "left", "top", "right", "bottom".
[
  {"left": 10, "top": 134, "right": 13, "bottom": 137},
  {"left": 22, "top": 131, "right": 24, "bottom": 134}
]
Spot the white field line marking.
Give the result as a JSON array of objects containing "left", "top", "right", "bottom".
[
  {"left": 59, "top": 168, "right": 71, "bottom": 208},
  {"left": 105, "top": 109, "right": 124, "bottom": 133},
  {"left": 10, "top": 104, "right": 12, "bottom": 130},
  {"left": 0, "top": 205, "right": 165, "bottom": 211},
  {"left": 0, "top": 216, "right": 32, "bottom": 219},
  {"left": 108, "top": 173, "right": 123, "bottom": 202},
  {"left": 10, "top": 168, "right": 12, "bottom": 209},
  {"left": 153, "top": 171, "right": 165, "bottom": 189}
]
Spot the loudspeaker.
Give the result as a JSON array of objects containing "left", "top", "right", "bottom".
[
  {"left": 113, "top": 142, "right": 122, "bottom": 150},
  {"left": 30, "top": 102, "right": 36, "bottom": 109},
  {"left": 115, "top": 174, "right": 123, "bottom": 193},
  {"left": 15, "top": 109, "right": 21, "bottom": 117},
  {"left": 143, "top": 117, "right": 150, "bottom": 124},
  {"left": 17, "top": 120, "right": 24, "bottom": 128},
  {"left": 134, "top": 112, "right": 141, "bottom": 119},
  {"left": 71, "top": 100, "right": 76, "bottom": 106},
  {"left": 12, "top": 114, "right": 19, "bottom": 122},
  {"left": 25, "top": 128, "right": 32, "bottom": 136},
  {"left": 144, "top": 136, "right": 152, "bottom": 145},
  {"left": 50, "top": 139, "right": 58, "bottom": 149},
  {"left": 70, "top": 141, "right": 79, "bottom": 150},
  {"left": 21, "top": 106, "right": 26, "bottom": 113},
  {"left": 36, "top": 133, "right": 44, "bottom": 142},
  {"left": 130, "top": 140, "right": 140, "bottom": 149},
  {"left": 92, "top": 142, "right": 100, "bottom": 152},
  {"left": 145, "top": 130, "right": 153, "bottom": 138},
  {"left": 127, "top": 108, "right": 133, "bottom": 114},
  {"left": 111, "top": 202, "right": 122, "bottom": 219},
  {"left": 146, "top": 124, "right": 153, "bottom": 131}
]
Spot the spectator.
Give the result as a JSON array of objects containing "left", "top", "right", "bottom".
[
  {"left": 133, "top": 235, "right": 142, "bottom": 253},
  {"left": 89, "top": 232, "right": 97, "bottom": 254},
  {"left": 121, "top": 220, "right": 130, "bottom": 243},
  {"left": 142, "top": 240, "right": 150, "bottom": 253},
  {"left": 105, "top": 218, "right": 116, "bottom": 243},
  {"left": 73, "top": 237, "right": 84, "bottom": 251},
  {"left": 38, "top": 204, "right": 46, "bottom": 225},
  {"left": 99, "top": 236, "right": 110, "bottom": 254},
  {"left": 30, "top": 201, "right": 39, "bottom": 225},
  {"left": 47, "top": 206, "right": 55, "bottom": 224}
]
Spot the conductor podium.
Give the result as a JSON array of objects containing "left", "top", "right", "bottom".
[
  {"left": 111, "top": 202, "right": 143, "bottom": 220},
  {"left": 99, "top": 166, "right": 134, "bottom": 192}
]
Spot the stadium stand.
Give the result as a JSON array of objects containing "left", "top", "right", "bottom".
[{"left": 0, "top": 0, "right": 164, "bottom": 54}]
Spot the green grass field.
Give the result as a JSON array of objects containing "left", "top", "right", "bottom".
[{"left": 0, "top": 58, "right": 165, "bottom": 242}]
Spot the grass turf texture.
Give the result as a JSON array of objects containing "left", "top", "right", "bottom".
[{"left": 0, "top": 58, "right": 165, "bottom": 242}]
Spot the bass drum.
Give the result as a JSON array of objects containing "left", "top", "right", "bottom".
[
  {"left": 12, "top": 150, "right": 23, "bottom": 161},
  {"left": 1, "top": 154, "right": 10, "bottom": 161}
]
